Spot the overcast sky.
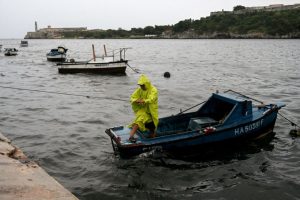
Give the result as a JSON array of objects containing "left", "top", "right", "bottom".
[{"left": 0, "top": 0, "right": 299, "bottom": 38}]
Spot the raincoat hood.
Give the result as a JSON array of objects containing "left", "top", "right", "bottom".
[{"left": 138, "top": 74, "right": 151, "bottom": 90}]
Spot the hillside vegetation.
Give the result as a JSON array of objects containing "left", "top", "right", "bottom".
[{"left": 63, "top": 9, "right": 300, "bottom": 39}]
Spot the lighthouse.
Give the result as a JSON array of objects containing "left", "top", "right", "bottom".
[{"left": 35, "top": 21, "right": 38, "bottom": 32}]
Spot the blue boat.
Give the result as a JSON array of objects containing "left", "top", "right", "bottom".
[
  {"left": 106, "top": 90, "right": 285, "bottom": 158},
  {"left": 46, "top": 46, "right": 68, "bottom": 62}
]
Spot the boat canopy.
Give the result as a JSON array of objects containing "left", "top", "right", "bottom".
[
  {"left": 4, "top": 48, "right": 18, "bottom": 52},
  {"left": 157, "top": 92, "right": 254, "bottom": 135},
  {"left": 197, "top": 93, "right": 253, "bottom": 125},
  {"left": 57, "top": 46, "right": 68, "bottom": 53},
  {"left": 49, "top": 46, "right": 68, "bottom": 53}
]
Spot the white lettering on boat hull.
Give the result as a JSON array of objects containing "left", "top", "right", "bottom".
[{"left": 234, "top": 119, "right": 264, "bottom": 136}]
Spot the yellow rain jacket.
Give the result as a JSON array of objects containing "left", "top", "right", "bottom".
[{"left": 130, "top": 74, "right": 158, "bottom": 131}]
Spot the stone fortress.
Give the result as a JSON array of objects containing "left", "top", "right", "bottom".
[{"left": 25, "top": 22, "right": 87, "bottom": 39}]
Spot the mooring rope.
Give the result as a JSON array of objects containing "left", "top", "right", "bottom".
[
  {"left": 224, "top": 89, "right": 264, "bottom": 104},
  {"left": 278, "top": 112, "right": 300, "bottom": 129},
  {"left": 126, "top": 63, "right": 140, "bottom": 74},
  {"left": 0, "top": 85, "right": 127, "bottom": 102}
]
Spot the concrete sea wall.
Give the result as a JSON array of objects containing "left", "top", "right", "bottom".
[{"left": 0, "top": 131, "right": 78, "bottom": 200}]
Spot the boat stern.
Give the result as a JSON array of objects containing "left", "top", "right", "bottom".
[
  {"left": 105, "top": 126, "right": 124, "bottom": 146},
  {"left": 105, "top": 126, "right": 146, "bottom": 156}
]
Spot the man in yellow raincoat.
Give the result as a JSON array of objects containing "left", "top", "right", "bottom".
[{"left": 129, "top": 74, "right": 158, "bottom": 142}]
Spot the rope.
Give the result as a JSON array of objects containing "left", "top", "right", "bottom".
[
  {"left": 225, "top": 89, "right": 264, "bottom": 104},
  {"left": 278, "top": 112, "right": 300, "bottom": 129},
  {"left": 126, "top": 63, "right": 139, "bottom": 74},
  {"left": 176, "top": 100, "right": 207, "bottom": 115},
  {"left": 0, "top": 85, "right": 127, "bottom": 102}
]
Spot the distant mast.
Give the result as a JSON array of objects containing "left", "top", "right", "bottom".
[{"left": 35, "top": 21, "right": 38, "bottom": 32}]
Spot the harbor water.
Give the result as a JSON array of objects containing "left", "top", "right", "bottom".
[{"left": 0, "top": 39, "right": 299, "bottom": 199}]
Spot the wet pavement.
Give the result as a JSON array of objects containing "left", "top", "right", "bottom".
[{"left": 0, "top": 131, "right": 78, "bottom": 200}]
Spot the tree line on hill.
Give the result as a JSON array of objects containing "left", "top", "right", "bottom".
[{"left": 63, "top": 8, "right": 300, "bottom": 39}]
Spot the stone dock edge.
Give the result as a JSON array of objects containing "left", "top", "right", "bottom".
[{"left": 0, "top": 130, "right": 78, "bottom": 200}]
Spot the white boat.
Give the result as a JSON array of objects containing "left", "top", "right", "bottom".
[
  {"left": 46, "top": 46, "right": 68, "bottom": 62},
  {"left": 20, "top": 40, "right": 28, "bottom": 47},
  {"left": 4, "top": 48, "right": 18, "bottom": 56},
  {"left": 57, "top": 45, "right": 130, "bottom": 75}
]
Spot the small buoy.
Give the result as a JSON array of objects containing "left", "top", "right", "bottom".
[
  {"left": 289, "top": 129, "right": 300, "bottom": 137},
  {"left": 70, "top": 58, "right": 75, "bottom": 63},
  {"left": 164, "top": 72, "right": 171, "bottom": 78}
]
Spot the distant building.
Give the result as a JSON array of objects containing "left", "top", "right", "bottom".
[
  {"left": 24, "top": 22, "right": 87, "bottom": 39},
  {"left": 210, "top": 10, "right": 232, "bottom": 16},
  {"left": 39, "top": 25, "right": 87, "bottom": 33},
  {"left": 144, "top": 34, "right": 157, "bottom": 38},
  {"left": 210, "top": 3, "right": 300, "bottom": 16}
]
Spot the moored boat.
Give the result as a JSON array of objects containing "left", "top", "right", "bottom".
[
  {"left": 57, "top": 46, "right": 129, "bottom": 75},
  {"left": 46, "top": 46, "right": 68, "bottom": 62},
  {"left": 4, "top": 48, "right": 18, "bottom": 56},
  {"left": 106, "top": 90, "right": 285, "bottom": 158},
  {"left": 57, "top": 60, "right": 128, "bottom": 74},
  {"left": 20, "top": 40, "right": 28, "bottom": 47}
]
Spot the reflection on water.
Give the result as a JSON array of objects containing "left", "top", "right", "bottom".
[{"left": 0, "top": 39, "right": 300, "bottom": 200}]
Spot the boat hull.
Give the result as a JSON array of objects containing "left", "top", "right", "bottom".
[
  {"left": 4, "top": 52, "right": 17, "bottom": 56},
  {"left": 57, "top": 61, "right": 127, "bottom": 75},
  {"left": 107, "top": 110, "right": 279, "bottom": 158},
  {"left": 47, "top": 55, "right": 66, "bottom": 62}
]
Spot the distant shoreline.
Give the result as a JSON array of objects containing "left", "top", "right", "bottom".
[
  {"left": 24, "top": 7, "right": 300, "bottom": 40},
  {"left": 2, "top": 37, "right": 300, "bottom": 40},
  {"left": 21, "top": 37, "right": 300, "bottom": 40}
]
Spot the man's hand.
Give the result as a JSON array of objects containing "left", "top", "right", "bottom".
[{"left": 136, "top": 99, "right": 145, "bottom": 105}]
